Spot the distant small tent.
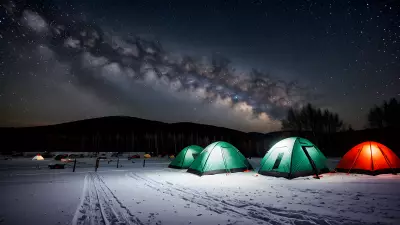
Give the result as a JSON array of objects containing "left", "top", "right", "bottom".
[
  {"left": 187, "top": 141, "right": 253, "bottom": 176},
  {"left": 336, "top": 141, "right": 400, "bottom": 175},
  {"left": 258, "top": 137, "right": 329, "bottom": 179},
  {"left": 32, "top": 154, "right": 44, "bottom": 161},
  {"left": 169, "top": 145, "right": 203, "bottom": 169},
  {"left": 144, "top": 154, "right": 151, "bottom": 158}
]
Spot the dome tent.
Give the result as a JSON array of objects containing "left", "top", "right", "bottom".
[
  {"left": 169, "top": 145, "right": 204, "bottom": 169},
  {"left": 187, "top": 141, "right": 253, "bottom": 176},
  {"left": 336, "top": 141, "right": 400, "bottom": 175},
  {"left": 32, "top": 154, "right": 44, "bottom": 160},
  {"left": 258, "top": 137, "right": 329, "bottom": 179}
]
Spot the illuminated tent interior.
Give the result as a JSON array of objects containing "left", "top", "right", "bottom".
[
  {"left": 169, "top": 145, "right": 204, "bottom": 169},
  {"left": 335, "top": 141, "right": 400, "bottom": 175},
  {"left": 32, "top": 154, "right": 44, "bottom": 160},
  {"left": 258, "top": 137, "right": 330, "bottom": 179},
  {"left": 187, "top": 141, "right": 253, "bottom": 176}
]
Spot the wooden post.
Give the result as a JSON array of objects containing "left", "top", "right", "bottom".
[
  {"left": 95, "top": 158, "right": 99, "bottom": 172},
  {"left": 73, "top": 158, "right": 76, "bottom": 172},
  {"left": 117, "top": 156, "right": 120, "bottom": 168}
]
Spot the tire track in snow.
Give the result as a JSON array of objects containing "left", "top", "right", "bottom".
[
  {"left": 72, "top": 172, "right": 143, "bottom": 225},
  {"left": 127, "top": 172, "right": 372, "bottom": 225}
]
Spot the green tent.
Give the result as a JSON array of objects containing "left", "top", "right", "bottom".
[
  {"left": 168, "top": 145, "right": 204, "bottom": 169},
  {"left": 258, "top": 137, "right": 329, "bottom": 179},
  {"left": 187, "top": 141, "right": 253, "bottom": 176}
]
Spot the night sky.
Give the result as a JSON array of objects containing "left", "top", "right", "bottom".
[{"left": 0, "top": 0, "right": 399, "bottom": 132}]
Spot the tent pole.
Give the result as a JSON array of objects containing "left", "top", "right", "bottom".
[
  {"left": 200, "top": 142, "right": 218, "bottom": 174},
  {"left": 370, "top": 142, "right": 374, "bottom": 173},
  {"left": 301, "top": 146, "right": 320, "bottom": 179},
  {"left": 288, "top": 139, "right": 297, "bottom": 179},
  {"left": 347, "top": 147, "right": 363, "bottom": 174},
  {"left": 377, "top": 146, "right": 397, "bottom": 175},
  {"left": 235, "top": 148, "right": 250, "bottom": 170},
  {"left": 221, "top": 147, "right": 230, "bottom": 174},
  {"left": 181, "top": 147, "right": 188, "bottom": 168}
]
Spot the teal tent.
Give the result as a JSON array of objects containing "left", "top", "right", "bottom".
[
  {"left": 169, "top": 145, "right": 204, "bottom": 169},
  {"left": 187, "top": 141, "right": 253, "bottom": 176},
  {"left": 259, "top": 137, "right": 329, "bottom": 179}
]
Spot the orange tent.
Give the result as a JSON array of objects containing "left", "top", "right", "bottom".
[{"left": 336, "top": 141, "right": 400, "bottom": 175}]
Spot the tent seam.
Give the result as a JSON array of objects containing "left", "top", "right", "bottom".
[
  {"left": 181, "top": 147, "right": 188, "bottom": 168},
  {"left": 288, "top": 138, "right": 296, "bottom": 178},
  {"left": 221, "top": 147, "right": 230, "bottom": 173},
  {"left": 377, "top": 145, "right": 396, "bottom": 174},
  {"left": 200, "top": 142, "right": 219, "bottom": 173},
  {"left": 348, "top": 147, "right": 363, "bottom": 173},
  {"left": 234, "top": 147, "right": 248, "bottom": 169},
  {"left": 370, "top": 142, "right": 374, "bottom": 171}
]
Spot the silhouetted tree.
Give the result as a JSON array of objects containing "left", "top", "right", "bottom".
[
  {"left": 282, "top": 103, "right": 344, "bottom": 134},
  {"left": 346, "top": 124, "right": 354, "bottom": 132},
  {"left": 368, "top": 98, "right": 400, "bottom": 128}
]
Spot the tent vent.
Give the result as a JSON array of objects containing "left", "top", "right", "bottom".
[{"left": 272, "top": 152, "right": 284, "bottom": 170}]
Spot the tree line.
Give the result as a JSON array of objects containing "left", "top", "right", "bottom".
[{"left": 281, "top": 98, "right": 400, "bottom": 132}]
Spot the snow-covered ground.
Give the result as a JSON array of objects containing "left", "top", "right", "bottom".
[{"left": 0, "top": 158, "right": 399, "bottom": 225}]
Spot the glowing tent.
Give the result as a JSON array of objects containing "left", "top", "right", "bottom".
[
  {"left": 258, "top": 137, "right": 329, "bottom": 179},
  {"left": 187, "top": 141, "right": 253, "bottom": 176},
  {"left": 32, "top": 154, "right": 44, "bottom": 160},
  {"left": 169, "top": 145, "right": 203, "bottom": 169},
  {"left": 143, "top": 154, "right": 151, "bottom": 158},
  {"left": 336, "top": 141, "right": 400, "bottom": 175}
]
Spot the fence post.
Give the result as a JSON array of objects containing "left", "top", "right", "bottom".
[
  {"left": 143, "top": 159, "right": 146, "bottom": 167},
  {"left": 117, "top": 157, "right": 119, "bottom": 168},
  {"left": 95, "top": 158, "right": 99, "bottom": 172},
  {"left": 73, "top": 158, "right": 77, "bottom": 172}
]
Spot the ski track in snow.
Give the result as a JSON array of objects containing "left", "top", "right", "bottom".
[
  {"left": 71, "top": 172, "right": 143, "bottom": 225},
  {"left": 285, "top": 186, "right": 400, "bottom": 217},
  {"left": 126, "top": 172, "right": 369, "bottom": 225}
]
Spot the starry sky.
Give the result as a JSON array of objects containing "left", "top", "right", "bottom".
[{"left": 0, "top": 0, "right": 399, "bottom": 133}]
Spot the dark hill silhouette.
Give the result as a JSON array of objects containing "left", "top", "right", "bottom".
[
  {"left": 0, "top": 116, "right": 399, "bottom": 157},
  {"left": 0, "top": 116, "right": 252, "bottom": 156}
]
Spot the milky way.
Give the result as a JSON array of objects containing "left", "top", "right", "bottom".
[{"left": 0, "top": 0, "right": 399, "bottom": 132}]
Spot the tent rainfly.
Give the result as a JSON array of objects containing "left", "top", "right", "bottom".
[
  {"left": 169, "top": 145, "right": 204, "bottom": 169},
  {"left": 336, "top": 141, "right": 400, "bottom": 175},
  {"left": 258, "top": 137, "right": 329, "bottom": 179},
  {"left": 32, "top": 154, "right": 44, "bottom": 160},
  {"left": 187, "top": 141, "right": 253, "bottom": 176}
]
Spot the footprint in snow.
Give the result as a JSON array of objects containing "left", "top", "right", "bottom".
[{"left": 197, "top": 214, "right": 202, "bottom": 216}]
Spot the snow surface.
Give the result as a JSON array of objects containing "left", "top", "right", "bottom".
[{"left": 0, "top": 158, "right": 399, "bottom": 225}]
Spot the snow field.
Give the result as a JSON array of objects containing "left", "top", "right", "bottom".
[{"left": 0, "top": 158, "right": 399, "bottom": 225}]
